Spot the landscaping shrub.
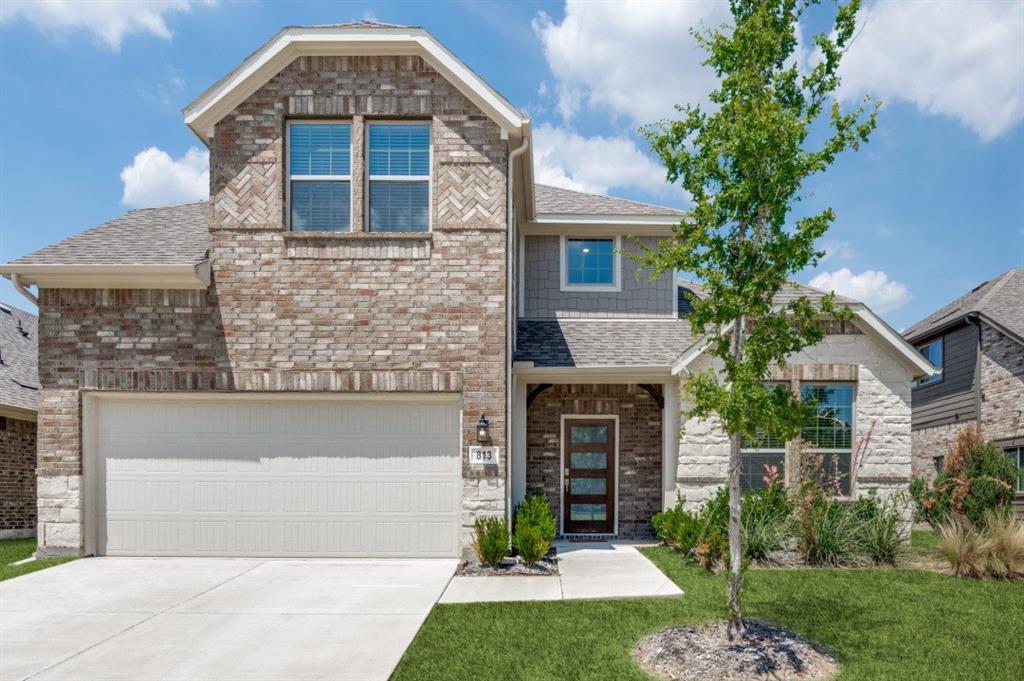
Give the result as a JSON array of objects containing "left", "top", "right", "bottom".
[
  {"left": 512, "top": 495, "right": 556, "bottom": 565},
  {"left": 980, "top": 509, "right": 1024, "bottom": 578},
  {"left": 741, "top": 472, "right": 792, "bottom": 561},
  {"left": 473, "top": 516, "right": 509, "bottom": 567},
  {"left": 652, "top": 495, "right": 703, "bottom": 554},
  {"left": 909, "top": 427, "right": 1018, "bottom": 527},
  {"left": 936, "top": 517, "right": 986, "bottom": 578}
]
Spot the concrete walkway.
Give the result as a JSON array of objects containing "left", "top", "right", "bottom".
[
  {"left": 440, "top": 542, "right": 683, "bottom": 603},
  {"left": 1, "top": 556, "right": 457, "bottom": 681}
]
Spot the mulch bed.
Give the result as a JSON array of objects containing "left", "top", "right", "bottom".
[
  {"left": 457, "top": 548, "right": 559, "bottom": 576},
  {"left": 633, "top": 621, "right": 838, "bottom": 681}
]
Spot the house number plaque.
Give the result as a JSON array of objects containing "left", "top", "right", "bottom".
[{"left": 468, "top": 446, "right": 501, "bottom": 465}]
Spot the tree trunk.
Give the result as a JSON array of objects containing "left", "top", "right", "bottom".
[{"left": 727, "top": 316, "right": 746, "bottom": 640}]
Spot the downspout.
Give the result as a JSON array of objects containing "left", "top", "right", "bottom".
[
  {"left": 965, "top": 312, "right": 983, "bottom": 437},
  {"left": 9, "top": 274, "right": 39, "bottom": 307},
  {"left": 506, "top": 135, "right": 529, "bottom": 530}
]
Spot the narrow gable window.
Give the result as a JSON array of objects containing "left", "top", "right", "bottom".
[
  {"left": 561, "top": 237, "right": 620, "bottom": 291},
  {"left": 288, "top": 122, "right": 352, "bottom": 232},
  {"left": 368, "top": 123, "right": 430, "bottom": 232},
  {"left": 914, "top": 338, "right": 943, "bottom": 387}
]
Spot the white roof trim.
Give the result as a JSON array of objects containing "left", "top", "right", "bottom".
[
  {"left": 671, "top": 306, "right": 938, "bottom": 379},
  {"left": 183, "top": 26, "right": 528, "bottom": 139},
  {"left": 0, "top": 262, "right": 210, "bottom": 290}
]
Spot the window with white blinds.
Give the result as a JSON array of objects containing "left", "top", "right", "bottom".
[
  {"left": 368, "top": 123, "right": 430, "bottom": 232},
  {"left": 288, "top": 122, "right": 351, "bottom": 232}
]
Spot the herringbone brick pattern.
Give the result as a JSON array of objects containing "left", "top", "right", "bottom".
[{"left": 437, "top": 164, "right": 505, "bottom": 226}]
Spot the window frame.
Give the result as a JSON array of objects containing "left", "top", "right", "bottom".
[
  {"left": 1006, "top": 446, "right": 1024, "bottom": 495},
  {"left": 559, "top": 235, "right": 622, "bottom": 292},
  {"left": 365, "top": 120, "right": 433, "bottom": 233},
  {"left": 285, "top": 120, "right": 354, "bottom": 233},
  {"left": 799, "top": 382, "right": 857, "bottom": 498},
  {"left": 739, "top": 382, "right": 789, "bottom": 491},
  {"left": 913, "top": 338, "right": 943, "bottom": 387}
]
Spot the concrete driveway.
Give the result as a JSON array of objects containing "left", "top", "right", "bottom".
[{"left": 1, "top": 557, "right": 457, "bottom": 681}]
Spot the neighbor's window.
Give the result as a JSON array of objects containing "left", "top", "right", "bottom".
[
  {"left": 800, "top": 384, "right": 855, "bottom": 496},
  {"left": 288, "top": 122, "right": 351, "bottom": 232},
  {"left": 368, "top": 123, "right": 430, "bottom": 232},
  {"left": 1007, "top": 446, "right": 1023, "bottom": 494},
  {"left": 740, "top": 384, "right": 788, "bottom": 491},
  {"left": 914, "top": 338, "right": 943, "bottom": 387},
  {"left": 565, "top": 238, "right": 616, "bottom": 287}
]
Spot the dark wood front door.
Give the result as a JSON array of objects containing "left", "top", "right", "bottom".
[{"left": 563, "top": 418, "right": 615, "bottom": 534}]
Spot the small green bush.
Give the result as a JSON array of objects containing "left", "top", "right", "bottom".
[
  {"left": 512, "top": 495, "right": 556, "bottom": 565},
  {"left": 473, "top": 516, "right": 509, "bottom": 567},
  {"left": 856, "top": 492, "right": 909, "bottom": 566},
  {"left": 652, "top": 495, "right": 703, "bottom": 554}
]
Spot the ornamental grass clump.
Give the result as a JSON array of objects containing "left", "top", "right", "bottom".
[
  {"left": 473, "top": 516, "right": 509, "bottom": 568},
  {"left": 855, "top": 492, "right": 909, "bottom": 566},
  {"left": 980, "top": 510, "right": 1024, "bottom": 578},
  {"left": 936, "top": 516, "right": 987, "bottom": 578}
]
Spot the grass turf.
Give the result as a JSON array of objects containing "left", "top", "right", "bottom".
[
  {"left": 392, "top": 545, "right": 1023, "bottom": 681},
  {"left": 0, "top": 538, "right": 74, "bottom": 581}
]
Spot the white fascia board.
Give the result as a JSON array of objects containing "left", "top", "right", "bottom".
[
  {"left": 0, "top": 262, "right": 210, "bottom": 290},
  {"left": 183, "top": 26, "right": 528, "bottom": 141}
]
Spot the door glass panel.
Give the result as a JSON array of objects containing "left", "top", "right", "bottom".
[
  {"left": 570, "top": 452, "right": 607, "bottom": 469},
  {"left": 570, "top": 503, "right": 607, "bottom": 521},
  {"left": 570, "top": 478, "right": 607, "bottom": 495},
  {"left": 570, "top": 425, "right": 608, "bottom": 444}
]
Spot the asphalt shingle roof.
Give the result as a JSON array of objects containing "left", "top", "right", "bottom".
[
  {"left": 515, "top": 319, "right": 697, "bottom": 367},
  {"left": 903, "top": 268, "right": 1024, "bottom": 342},
  {"left": 534, "top": 184, "right": 687, "bottom": 217},
  {"left": 11, "top": 202, "right": 210, "bottom": 266},
  {"left": 0, "top": 303, "right": 38, "bottom": 413}
]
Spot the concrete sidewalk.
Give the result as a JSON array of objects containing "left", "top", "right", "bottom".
[{"left": 440, "top": 542, "right": 683, "bottom": 603}]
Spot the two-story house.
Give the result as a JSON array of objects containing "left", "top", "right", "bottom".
[
  {"left": 1, "top": 24, "right": 934, "bottom": 559},
  {"left": 905, "top": 268, "right": 1024, "bottom": 513}
]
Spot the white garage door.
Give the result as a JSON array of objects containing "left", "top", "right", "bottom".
[{"left": 91, "top": 396, "right": 461, "bottom": 557}]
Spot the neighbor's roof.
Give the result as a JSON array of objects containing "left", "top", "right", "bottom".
[
  {"left": 9, "top": 203, "right": 210, "bottom": 267},
  {"left": 515, "top": 319, "right": 697, "bottom": 367},
  {"left": 904, "top": 268, "right": 1024, "bottom": 343},
  {"left": 0, "top": 303, "right": 38, "bottom": 415},
  {"left": 534, "top": 184, "right": 686, "bottom": 218}
]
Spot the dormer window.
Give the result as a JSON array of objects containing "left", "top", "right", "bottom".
[
  {"left": 368, "top": 123, "right": 430, "bottom": 232},
  {"left": 560, "top": 236, "right": 621, "bottom": 292},
  {"left": 288, "top": 122, "right": 352, "bottom": 232}
]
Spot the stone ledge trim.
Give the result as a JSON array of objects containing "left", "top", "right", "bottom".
[
  {"left": 77, "top": 369, "right": 464, "bottom": 393},
  {"left": 677, "top": 476, "right": 728, "bottom": 484},
  {"left": 286, "top": 233, "right": 431, "bottom": 260}
]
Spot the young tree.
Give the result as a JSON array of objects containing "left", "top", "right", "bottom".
[{"left": 639, "top": 0, "right": 878, "bottom": 638}]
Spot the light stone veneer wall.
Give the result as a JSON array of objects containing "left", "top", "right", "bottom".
[{"left": 674, "top": 334, "right": 914, "bottom": 510}]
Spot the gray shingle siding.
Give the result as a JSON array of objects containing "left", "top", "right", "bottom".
[{"left": 521, "top": 235, "right": 674, "bottom": 319}]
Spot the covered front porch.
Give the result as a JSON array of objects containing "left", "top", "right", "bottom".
[{"left": 511, "top": 366, "right": 681, "bottom": 540}]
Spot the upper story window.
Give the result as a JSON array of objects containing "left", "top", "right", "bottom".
[
  {"left": 288, "top": 122, "right": 351, "bottom": 232},
  {"left": 914, "top": 338, "right": 943, "bottom": 387},
  {"left": 560, "top": 236, "right": 621, "bottom": 292},
  {"left": 368, "top": 123, "right": 430, "bottom": 232},
  {"left": 800, "top": 384, "right": 855, "bottom": 496}
]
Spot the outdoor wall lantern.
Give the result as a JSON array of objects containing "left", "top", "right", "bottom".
[{"left": 476, "top": 414, "right": 491, "bottom": 444}]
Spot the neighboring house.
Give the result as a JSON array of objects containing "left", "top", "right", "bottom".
[
  {"left": 904, "top": 268, "right": 1024, "bottom": 515},
  {"left": 0, "top": 302, "right": 38, "bottom": 539},
  {"left": 0, "top": 23, "right": 934, "bottom": 558}
]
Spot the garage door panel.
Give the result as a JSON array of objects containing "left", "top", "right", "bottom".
[{"left": 96, "top": 397, "right": 461, "bottom": 557}]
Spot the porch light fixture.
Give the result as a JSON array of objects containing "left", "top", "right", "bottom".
[{"left": 476, "top": 414, "right": 491, "bottom": 444}]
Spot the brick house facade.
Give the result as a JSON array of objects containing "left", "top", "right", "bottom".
[
  {"left": 0, "top": 303, "right": 38, "bottom": 539},
  {"left": 2, "top": 24, "right": 935, "bottom": 557}
]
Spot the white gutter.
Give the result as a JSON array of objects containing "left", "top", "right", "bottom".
[
  {"left": 9, "top": 273, "right": 38, "bottom": 307},
  {"left": 506, "top": 134, "right": 529, "bottom": 528},
  {"left": 0, "top": 262, "right": 211, "bottom": 290}
]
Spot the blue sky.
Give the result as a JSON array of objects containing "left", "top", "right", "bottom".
[{"left": 0, "top": 0, "right": 1021, "bottom": 331}]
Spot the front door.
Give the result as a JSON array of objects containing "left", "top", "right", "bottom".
[{"left": 563, "top": 418, "right": 615, "bottom": 534}]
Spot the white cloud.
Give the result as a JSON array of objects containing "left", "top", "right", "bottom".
[
  {"left": 809, "top": 267, "right": 909, "bottom": 313},
  {"left": 533, "top": 122, "right": 671, "bottom": 196},
  {"left": 120, "top": 147, "right": 209, "bottom": 208},
  {"left": 0, "top": 0, "right": 214, "bottom": 51},
  {"left": 820, "top": 239, "right": 856, "bottom": 263},
  {"left": 838, "top": 0, "right": 1024, "bottom": 141},
  {"left": 532, "top": 0, "right": 727, "bottom": 124}
]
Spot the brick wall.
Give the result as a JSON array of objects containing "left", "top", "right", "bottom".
[
  {"left": 0, "top": 417, "right": 36, "bottom": 539},
  {"left": 522, "top": 236, "right": 674, "bottom": 318},
  {"left": 911, "top": 421, "right": 965, "bottom": 480},
  {"left": 979, "top": 322, "right": 1024, "bottom": 445},
  {"left": 676, "top": 333, "right": 914, "bottom": 509},
  {"left": 525, "top": 384, "right": 662, "bottom": 539},
  {"left": 34, "top": 54, "right": 509, "bottom": 556}
]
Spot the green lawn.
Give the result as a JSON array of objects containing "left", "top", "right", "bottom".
[
  {"left": 0, "top": 538, "right": 74, "bottom": 581},
  {"left": 393, "top": 546, "right": 1024, "bottom": 681}
]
